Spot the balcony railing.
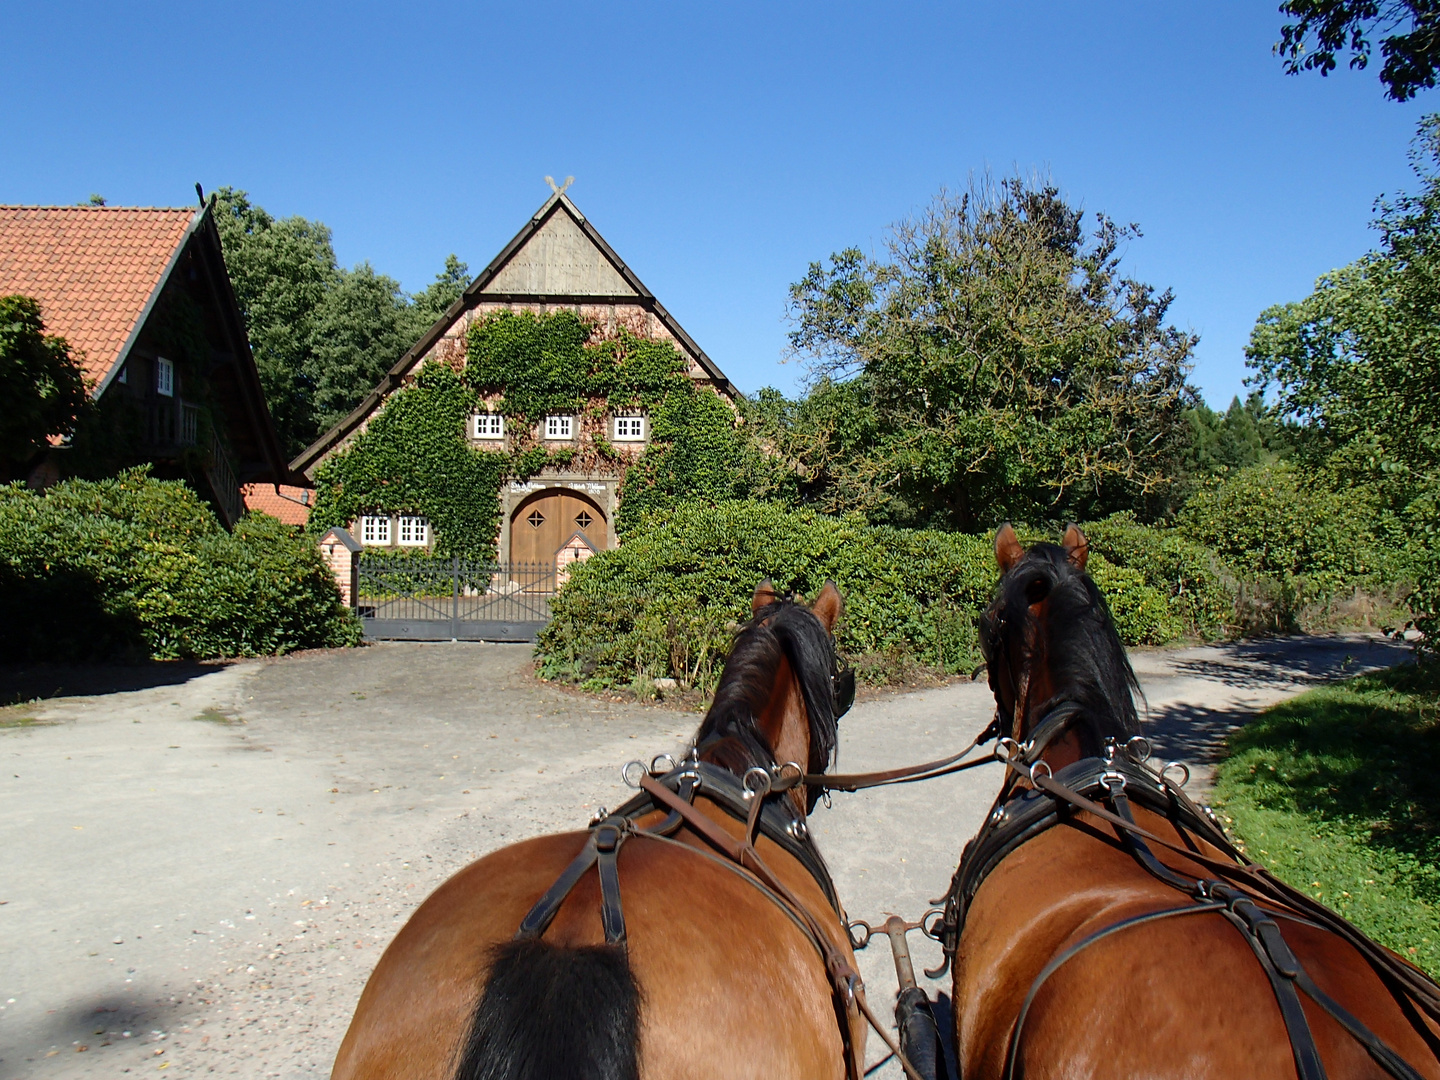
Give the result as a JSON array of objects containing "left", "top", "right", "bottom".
[{"left": 148, "top": 400, "right": 203, "bottom": 448}]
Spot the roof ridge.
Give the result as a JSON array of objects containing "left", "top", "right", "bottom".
[{"left": 0, "top": 205, "right": 195, "bottom": 213}]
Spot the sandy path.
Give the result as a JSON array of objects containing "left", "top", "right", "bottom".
[{"left": 0, "top": 632, "right": 1409, "bottom": 1078}]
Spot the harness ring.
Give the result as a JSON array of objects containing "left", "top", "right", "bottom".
[
  {"left": 1160, "top": 761, "right": 1191, "bottom": 788},
  {"left": 650, "top": 753, "right": 677, "bottom": 774},
  {"left": 742, "top": 766, "right": 772, "bottom": 799},
  {"left": 620, "top": 760, "right": 648, "bottom": 788}
]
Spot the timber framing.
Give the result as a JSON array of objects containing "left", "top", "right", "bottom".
[{"left": 291, "top": 192, "right": 733, "bottom": 477}]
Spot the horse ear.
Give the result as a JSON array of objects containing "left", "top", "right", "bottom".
[
  {"left": 811, "top": 580, "right": 844, "bottom": 633},
  {"left": 995, "top": 524, "right": 1024, "bottom": 573},
  {"left": 752, "top": 580, "right": 779, "bottom": 615},
  {"left": 1062, "top": 524, "right": 1089, "bottom": 570}
]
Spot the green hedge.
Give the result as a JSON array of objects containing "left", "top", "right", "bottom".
[
  {"left": 536, "top": 500, "right": 1215, "bottom": 693},
  {"left": 0, "top": 470, "right": 361, "bottom": 661},
  {"left": 1084, "top": 512, "right": 1235, "bottom": 639}
]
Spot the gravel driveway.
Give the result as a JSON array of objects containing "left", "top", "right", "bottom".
[{"left": 0, "top": 632, "right": 1410, "bottom": 1079}]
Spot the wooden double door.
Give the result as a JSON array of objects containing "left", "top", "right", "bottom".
[{"left": 509, "top": 489, "right": 605, "bottom": 566}]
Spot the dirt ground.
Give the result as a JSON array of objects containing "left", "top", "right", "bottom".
[{"left": 0, "top": 632, "right": 1410, "bottom": 1079}]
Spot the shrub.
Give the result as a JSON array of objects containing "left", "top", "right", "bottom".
[
  {"left": 536, "top": 500, "right": 1191, "bottom": 693},
  {"left": 1083, "top": 512, "right": 1235, "bottom": 639},
  {"left": 0, "top": 469, "right": 360, "bottom": 661}
]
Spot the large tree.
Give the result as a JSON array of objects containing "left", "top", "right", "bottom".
[
  {"left": 0, "top": 295, "right": 89, "bottom": 478},
  {"left": 1247, "top": 114, "right": 1440, "bottom": 642},
  {"left": 779, "top": 177, "right": 1197, "bottom": 531},
  {"left": 1277, "top": 0, "right": 1440, "bottom": 101},
  {"left": 212, "top": 188, "right": 468, "bottom": 459}
]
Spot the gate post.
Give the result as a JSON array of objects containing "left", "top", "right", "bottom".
[
  {"left": 318, "top": 526, "right": 362, "bottom": 607},
  {"left": 451, "top": 553, "right": 461, "bottom": 641}
]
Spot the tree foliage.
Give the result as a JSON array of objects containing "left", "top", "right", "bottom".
[
  {"left": 1278, "top": 0, "right": 1440, "bottom": 101},
  {"left": 1246, "top": 116, "right": 1440, "bottom": 644},
  {"left": 212, "top": 188, "right": 468, "bottom": 459},
  {"left": 0, "top": 295, "right": 90, "bottom": 478},
  {"left": 779, "top": 177, "right": 1198, "bottom": 531}
]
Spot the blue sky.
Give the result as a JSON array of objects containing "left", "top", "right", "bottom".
[{"left": 2, "top": 1, "right": 1431, "bottom": 404}]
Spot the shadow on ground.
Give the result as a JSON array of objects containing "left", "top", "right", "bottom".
[
  {"left": 1166, "top": 635, "right": 1411, "bottom": 692},
  {"left": 0, "top": 989, "right": 188, "bottom": 1080},
  {"left": 0, "top": 661, "right": 234, "bottom": 705}
]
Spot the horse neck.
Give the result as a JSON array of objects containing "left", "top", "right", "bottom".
[
  {"left": 757, "top": 653, "right": 811, "bottom": 815},
  {"left": 694, "top": 649, "right": 812, "bottom": 818},
  {"left": 1013, "top": 605, "right": 1087, "bottom": 774}
]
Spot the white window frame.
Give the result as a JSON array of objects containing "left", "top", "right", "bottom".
[
  {"left": 397, "top": 516, "right": 429, "bottom": 547},
  {"left": 156, "top": 356, "right": 174, "bottom": 398},
  {"left": 613, "top": 414, "right": 645, "bottom": 442},
  {"left": 544, "top": 415, "right": 574, "bottom": 440},
  {"left": 360, "top": 515, "right": 391, "bottom": 545},
  {"left": 473, "top": 412, "right": 504, "bottom": 440}
]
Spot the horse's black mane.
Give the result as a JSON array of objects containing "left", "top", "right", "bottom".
[
  {"left": 980, "top": 542, "right": 1141, "bottom": 755},
  {"left": 694, "top": 600, "right": 840, "bottom": 784}
]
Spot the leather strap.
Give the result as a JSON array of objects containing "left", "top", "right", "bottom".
[
  {"left": 802, "top": 718, "right": 1001, "bottom": 793},
  {"left": 594, "top": 822, "right": 626, "bottom": 946},
  {"left": 515, "top": 832, "right": 604, "bottom": 941}
]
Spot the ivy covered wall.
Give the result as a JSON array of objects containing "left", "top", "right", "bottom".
[{"left": 308, "top": 310, "right": 754, "bottom": 557}]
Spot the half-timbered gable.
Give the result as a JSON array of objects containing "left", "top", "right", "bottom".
[{"left": 296, "top": 189, "right": 735, "bottom": 567}]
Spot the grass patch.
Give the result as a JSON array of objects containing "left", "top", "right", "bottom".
[
  {"left": 0, "top": 702, "right": 55, "bottom": 729},
  {"left": 1213, "top": 663, "right": 1440, "bottom": 977}
]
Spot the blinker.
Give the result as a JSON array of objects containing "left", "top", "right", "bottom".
[{"left": 833, "top": 661, "right": 856, "bottom": 720}]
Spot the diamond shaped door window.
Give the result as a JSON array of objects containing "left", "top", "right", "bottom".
[
  {"left": 527, "top": 509, "right": 545, "bottom": 528},
  {"left": 575, "top": 511, "right": 594, "bottom": 529}
]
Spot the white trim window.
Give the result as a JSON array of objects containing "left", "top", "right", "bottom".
[
  {"left": 360, "top": 515, "right": 391, "bottom": 545},
  {"left": 544, "top": 415, "right": 574, "bottom": 440},
  {"left": 397, "top": 516, "right": 429, "bottom": 547},
  {"left": 156, "top": 356, "right": 174, "bottom": 398},
  {"left": 613, "top": 415, "right": 645, "bottom": 441},
  {"left": 473, "top": 412, "right": 504, "bottom": 440}
]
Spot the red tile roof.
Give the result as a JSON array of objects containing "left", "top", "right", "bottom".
[
  {"left": 242, "top": 483, "right": 313, "bottom": 526},
  {"left": 0, "top": 206, "right": 197, "bottom": 386}
]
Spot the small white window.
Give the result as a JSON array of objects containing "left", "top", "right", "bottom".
[
  {"left": 473, "top": 412, "right": 504, "bottom": 440},
  {"left": 360, "top": 515, "right": 391, "bottom": 545},
  {"left": 156, "top": 357, "right": 174, "bottom": 397},
  {"left": 545, "top": 415, "right": 574, "bottom": 440},
  {"left": 613, "top": 415, "right": 645, "bottom": 441},
  {"left": 397, "top": 516, "right": 429, "bottom": 546}
]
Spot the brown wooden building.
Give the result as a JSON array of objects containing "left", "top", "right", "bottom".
[
  {"left": 0, "top": 200, "right": 287, "bottom": 523},
  {"left": 293, "top": 189, "right": 735, "bottom": 566}
]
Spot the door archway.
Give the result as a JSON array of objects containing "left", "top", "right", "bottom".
[{"left": 509, "top": 488, "right": 606, "bottom": 567}]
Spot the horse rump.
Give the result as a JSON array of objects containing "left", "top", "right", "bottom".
[{"left": 455, "top": 938, "right": 640, "bottom": 1080}]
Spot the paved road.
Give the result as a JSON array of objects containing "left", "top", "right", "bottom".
[{"left": 0, "top": 633, "right": 1410, "bottom": 1079}]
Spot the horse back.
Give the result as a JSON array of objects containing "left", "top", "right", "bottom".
[
  {"left": 333, "top": 821, "right": 852, "bottom": 1080},
  {"left": 955, "top": 804, "right": 1440, "bottom": 1080}
]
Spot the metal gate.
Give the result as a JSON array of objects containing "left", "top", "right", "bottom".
[{"left": 356, "top": 557, "right": 557, "bottom": 642}]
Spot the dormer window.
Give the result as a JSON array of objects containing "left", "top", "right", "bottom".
[
  {"left": 474, "top": 412, "right": 504, "bottom": 440},
  {"left": 544, "top": 415, "right": 573, "bottom": 440},
  {"left": 613, "top": 415, "right": 645, "bottom": 442},
  {"left": 156, "top": 357, "right": 174, "bottom": 398}
]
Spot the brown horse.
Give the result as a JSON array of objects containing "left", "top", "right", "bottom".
[
  {"left": 331, "top": 581, "right": 867, "bottom": 1080},
  {"left": 941, "top": 525, "right": 1440, "bottom": 1080}
]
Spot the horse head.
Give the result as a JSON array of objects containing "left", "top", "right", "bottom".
[
  {"left": 694, "top": 580, "right": 852, "bottom": 814},
  {"left": 981, "top": 524, "right": 1141, "bottom": 769}
]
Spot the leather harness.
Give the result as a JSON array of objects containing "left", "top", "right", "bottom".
[
  {"left": 511, "top": 755, "right": 921, "bottom": 1080},
  {"left": 930, "top": 704, "right": 1440, "bottom": 1080}
]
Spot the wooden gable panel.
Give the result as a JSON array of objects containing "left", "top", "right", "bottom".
[{"left": 482, "top": 208, "right": 637, "bottom": 296}]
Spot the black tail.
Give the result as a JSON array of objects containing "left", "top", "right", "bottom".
[{"left": 455, "top": 938, "right": 641, "bottom": 1080}]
